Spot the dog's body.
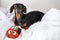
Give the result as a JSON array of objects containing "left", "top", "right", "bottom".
[
  {"left": 21, "top": 11, "right": 44, "bottom": 28},
  {"left": 10, "top": 3, "right": 44, "bottom": 29}
]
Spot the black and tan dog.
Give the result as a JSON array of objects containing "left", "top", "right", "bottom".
[{"left": 10, "top": 3, "right": 44, "bottom": 30}]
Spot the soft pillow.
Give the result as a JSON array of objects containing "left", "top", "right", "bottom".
[{"left": 42, "top": 8, "right": 60, "bottom": 22}]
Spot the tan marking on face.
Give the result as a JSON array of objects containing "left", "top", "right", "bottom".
[{"left": 16, "top": 13, "right": 21, "bottom": 19}]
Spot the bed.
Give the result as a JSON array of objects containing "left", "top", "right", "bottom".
[{"left": 0, "top": 8, "right": 60, "bottom": 40}]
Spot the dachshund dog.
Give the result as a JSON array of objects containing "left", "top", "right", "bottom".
[{"left": 10, "top": 3, "right": 44, "bottom": 30}]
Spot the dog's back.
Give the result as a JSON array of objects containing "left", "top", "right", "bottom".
[{"left": 22, "top": 11, "right": 44, "bottom": 27}]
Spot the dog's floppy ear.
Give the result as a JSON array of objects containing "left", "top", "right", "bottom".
[
  {"left": 10, "top": 5, "right": 14, "bottom": 13},
  {"left": 22, "top": 4, "right": 27, "bottom": 13}
]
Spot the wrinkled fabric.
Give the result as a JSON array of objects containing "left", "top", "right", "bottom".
[
  {"left": 0, "top": 10, "right": 14, "bottom": 40},
  {"left": 0, "top": 8, "right": 60, "bottom": 40}
]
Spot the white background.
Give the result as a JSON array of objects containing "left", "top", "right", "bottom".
[{"left": 0, "top": 0, "right": 60, "bottom": 13}]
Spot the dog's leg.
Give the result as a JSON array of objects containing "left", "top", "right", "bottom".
[{"left": 22, "top": 23, "right": 29, "bottom": 30}]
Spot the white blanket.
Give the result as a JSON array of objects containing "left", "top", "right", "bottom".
[
  {"left": 10, "top": 21, "right": 59, "bottom": 40},
  {"left": 0, "top": 8, "right": 60, "bottom": 40},
  {"left": 0, "top": 10, "right": 14, "bottom": 40}
]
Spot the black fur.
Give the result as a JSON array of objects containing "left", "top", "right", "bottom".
[
  {"left": 21, "top": 11, "right": 44, "bottom": 28},
  {"left": 10, "top": 3, "right": 44, "bottom": 29}
]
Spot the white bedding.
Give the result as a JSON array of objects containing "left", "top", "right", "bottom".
[
  {"left": 0, "top": 8, "right": 60, "bottom": 40},
  {"left": 42, "top": 8, "right": 60, "bottom": 22},
  {"left": 0, "top": 10, "right": 14, "bottom": 40}
]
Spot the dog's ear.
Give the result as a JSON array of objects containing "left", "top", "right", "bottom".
[
  {"left": 10, "top": 5, "right": 14, "bottom": 13},
  {"left": 22, "top": 4, "right": 27, "bottom": 13}
]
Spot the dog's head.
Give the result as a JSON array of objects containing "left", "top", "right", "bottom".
[
  {"left": 10, "top": 3, "right": 27, "bottom": 21},
  {"left": 10, "top": 3, "right": 26, "bottom": 13}
]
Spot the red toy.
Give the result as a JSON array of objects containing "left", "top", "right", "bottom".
[{"left": 6, "top": 26, "right": 21, "bottom": 39}]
